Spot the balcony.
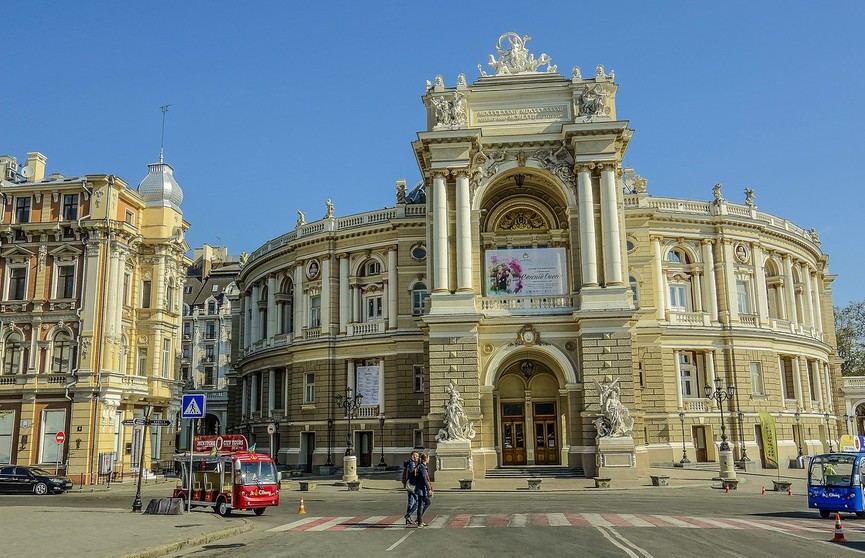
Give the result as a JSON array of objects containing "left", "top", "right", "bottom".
[
  {"left": 343, "top": 405, "right": 380, "bottom": 419},
  {"left": 304, "top": 327, "right": 321, "bottom": 340},
  {"left": 346, "top": 322, "right": 385, "bottom": 336},
  {"left": 668, "top": 311, "right": 711, "bottom": 327},
  {"left": 684, "top": 398, "right": 707, "bottom": 412},
  {"left": 477, "top": 295, "right": 576, "bottom": 316},
  {"left": 844, "top": 376, "right": 865, "bottom": 392}
]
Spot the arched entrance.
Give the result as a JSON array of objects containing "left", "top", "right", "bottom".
[{"left": 202, "top": 413, "right": 221, "bottom": 435}]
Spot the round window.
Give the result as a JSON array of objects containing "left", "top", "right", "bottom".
[
  {"left": 411, "top": 246, "right": 427, "bottom": 260},
  {"left": 626, "top": 240, "right": 636, "bottom": 253}
]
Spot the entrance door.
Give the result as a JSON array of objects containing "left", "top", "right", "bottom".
[
  {"left": 693, "top": 426, "right": 709, "bottom": 462},
  {"left": 501, "top": 402, "right": 526, "bottom": 466},
  {"left": 532, "top": 402, "right": 559, "bottom": 465},
  {"left": 301, "top": 432, "right": 315, "bottom": 473},
  {"left": 357, "top": 431, "right": 372, "bottom": 467}
]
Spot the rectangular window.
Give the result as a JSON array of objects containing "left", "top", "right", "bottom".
[
  {"left": 736, "top": 281, "right": 751, "bottom": 314},
  {"left": 182, "top": 344, "right": 190, "bottom": 359},
  {"left": 365, "top": 295, "right": 383, "bottom": 321},
  {"left": 141, "top": 281, "right": 152, "bottom": 309},
  {"left": 204, "top": 367, "right": 215, "bottom": 387},
  {"left": 309, "top": 296, "right": 321, "bottom": 328},
  {"left": 181, "top": 366, "right": 190, "bottom": 381},
  {"left": 679, "top": 351, "right": 697, "bottom": 397},
  {"left": 9, "top": 267, "right": 27, "bottom": 300},
  {"left": 62, "top": 194, "right": 79, "bottom": 221},
  {"left": 137, "top": 348, "right": 148, "bottom": 377},
  {"left": 782, "top": 357, "right": 795, "bottom": 400},
  {"left": 0, "top": 410, "right": 14, "bottom": 464},
  {"left": 413, "top": 429, "right": 424, "bottom": 449},
  {"left": 413, "top": 365, "right": 424, "bottom": 393},
  {"left": 125, "top": 210, "right": 135, "bottom": 226},
  {"left": 39, "top": 409, "right": 66, "bottom": 464},
  {"left": 123, "top": 273, "right": 130, "bottom": 306},
  {"left": 205, "top": 345, "right": 215, "bottom": 362},
  {"left": 366, "top": 261, "right": 381, "bottom": 275},
  {"left": 304, "top": 373, "right": 315, "bottom": 403},
  {"left": 57, "top": 264, "right": 75, "bottom": 299},
  {"left": 750, "top": 362, "right": 764, "bottom": 395},
  {"left": 183, "top": 323, "right": 191, "bottom": 337},
  {"left": 205, "top": 322, "right": 216, "bottom": 340},
  {"left": 162, "top": 339, "right": 171, "bottom": 377},
  {"left": 669, "top": 284, "right": 688, "bottom": 312},
  {"left": 806, "top": 360, "right": 817, "bottom": 401},
  {"left": 15, "top": 197, "right": 30, "bottom": 224},
  {"left": 412, "top": 285, "right": 427, "bottom": 316}
]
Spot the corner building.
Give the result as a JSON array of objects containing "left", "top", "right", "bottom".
[{"left": 232, "top": 34, "right": 842, "bottom": 478}]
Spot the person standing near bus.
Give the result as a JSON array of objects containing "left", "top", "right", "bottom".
[
  {"left": 402, "top": 451, "right": 419, "bottom": 525},
  {"left": 414, "top": 453, "right": 433, "bottom": 527}
]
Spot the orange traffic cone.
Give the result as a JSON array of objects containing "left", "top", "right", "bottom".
[
  {"left": 832, "top": 512, "right": 847, "bottom": 543},
  {"left": 724, "top": 484, "right": 730, "bottom": 494},
  {"left": 297, "top": 497, "right": 306, "bottom": 515},
  {"left": 761, "top": 486, "right": 766, "bottom": 496},
  {"left": 787, "top": 486, "right": 793, "bottom": 496}
]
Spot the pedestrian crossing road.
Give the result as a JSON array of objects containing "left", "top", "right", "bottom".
[{"left": 267, "top": 513, "right": 849, "bottom": 534}]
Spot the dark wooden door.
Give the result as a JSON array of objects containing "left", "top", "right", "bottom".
[
  {"left": 693, "top": 426, "right": 708, "bottom": 462},
  {"left": 502, "top": 419, "right": 526, "bottom": 465},
  {"left": 532, "top": 402, "right": 559, "bottom": 465},
  {"left": 357, "top": 432, "right": 372, "bottom": 467},
  {"left": 304, "top": 433, "right": 315, "bottom": 473}
]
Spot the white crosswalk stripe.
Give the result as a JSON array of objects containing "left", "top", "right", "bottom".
[
  {"left": 548, "top": 512, "right": 570, "bottom": 526},
  {"left": 306, "top": 516, "right": 353, "bottom": 531},
  {"left": 618, "top": 514, "right": 654, "bottom": 527}
]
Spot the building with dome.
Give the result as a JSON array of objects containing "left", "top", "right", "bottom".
[
  {"left": 0, "top": 151, "right": 190, "bottom": 484},
  {"left": 230, "top": 33, "right": 843, "bottom": 479}
]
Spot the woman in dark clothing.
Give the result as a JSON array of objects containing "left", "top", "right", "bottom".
[{"left": 414, "top": 453, "right": 433, "bottom": 527}]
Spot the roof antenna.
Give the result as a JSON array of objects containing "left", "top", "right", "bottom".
[{"left": 159, "top": 104, "right": 171, "bottom": 163}]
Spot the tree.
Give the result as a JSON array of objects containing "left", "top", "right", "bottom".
[{"left": 835, "top": 299, "right": 865, "bottom": 376}]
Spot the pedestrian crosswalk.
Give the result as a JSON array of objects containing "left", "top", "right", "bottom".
[{"left": 267, "top": 513, "right": 839, "bottom": 533}]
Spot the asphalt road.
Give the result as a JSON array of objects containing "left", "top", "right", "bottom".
[{"left": 6, "top": 483, "right": 861, "bottom": 558}]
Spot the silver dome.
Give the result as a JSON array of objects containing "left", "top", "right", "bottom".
[{"left": 137, "top": 161, "right": 183, "bottom": 211}]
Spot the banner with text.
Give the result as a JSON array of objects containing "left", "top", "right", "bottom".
[
  {"left": 485, "top": 248, "right": 567, "bottom": 296},
  {"left": 758, "top": 411, "right": 779, "bottom": 469},
  {"left": 356, "top": 365, "right": 380, "bottom": 406}
]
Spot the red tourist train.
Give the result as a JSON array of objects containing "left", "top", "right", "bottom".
[{"left": 173, "top": 435, "right": 281, "bottom": 516}]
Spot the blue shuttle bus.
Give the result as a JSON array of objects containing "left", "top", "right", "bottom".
[{"left": 807, "top": 452, "right": 865, "bottom": 518}]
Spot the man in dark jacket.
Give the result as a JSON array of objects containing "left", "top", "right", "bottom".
[{"left": 402, "top": 451, "right": 420, "bottom": 525}]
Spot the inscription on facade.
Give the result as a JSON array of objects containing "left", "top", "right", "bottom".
[{"left": 475, "top": 106, "right": 567, "bottom": 123}]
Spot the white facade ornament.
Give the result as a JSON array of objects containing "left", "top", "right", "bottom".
[
  {"left": 622, "top": 169, "right": 648, "bottom": 194},
  {"left": 296, "top": 209, "right": 306, "bottom": 227},
  {"left": 744, "top": 187, "right": 755, "bottom": 207},
  {"left": 712, "top": 183, "right": 725, "bottom": 202},
  {"left": 485, "top": 32, "right": 556, "bottom": 75},
  {"left": 325, "top": 198, "right": 334, "bottom": 219},
  {"left": 457, "top": 73, "right": 467, "bottom": 87},
  {"left": 572, "top": 66, "right": 582, "bottom": 80},
  {"left": 531, "top": 144, "right": 575, "bottom": 190},
  {"left": 435, "top": 380, "right": 476, "bottom": 442},
  {"left": 592, "top": 378, "right": 634, "bottom": 438},
  {"left": 577, "top": 83, "right": 612, "bottom": 119},
  {"left": 431, "top": 91, "right": 468, "bottom": 130}
]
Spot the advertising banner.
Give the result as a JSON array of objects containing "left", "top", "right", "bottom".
[
  {"left": 839, "top": 434, "right": 865, "bottom": 453},
  {"left": 758, "top": 411, "right": 778, "bottom": 469},
  {"left": 485, "top": 248, "right": 567, "bottom": 296},
  {"left": 356, "top": 365, "right": 380, "bottom": 406}
]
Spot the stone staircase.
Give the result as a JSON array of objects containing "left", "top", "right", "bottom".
[{"left": 485, "top": 465, "right": 585, "bottom": 479}]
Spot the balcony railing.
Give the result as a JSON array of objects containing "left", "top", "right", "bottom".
[
  {"left": 669, "top": 311, "right": 710, "bottom": 327},
  {"left": 343, "top": 405, "right": 380, "bottom": 419},
  {"left": 477, "top": 296, "right": 575, "bottom": 316},
  {"left": 844, "top": 376, "right": 865, "bottom": 390},
  {"left": 346, "top": 322, "right": 385, "bottom": 336},
  {"left": 304, "top": 327, "right": 321, "bottom": 340},
  {"left": 684, "top": 398, "right": 707, "bottom": 412}
]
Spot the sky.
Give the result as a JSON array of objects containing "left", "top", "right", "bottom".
[{"left": 4, "top": 1, "right": 864, "bottom": 306}]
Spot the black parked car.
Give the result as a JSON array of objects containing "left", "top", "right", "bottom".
[{"left": 0, "top": 465, "right": 73, "bottom": 495}]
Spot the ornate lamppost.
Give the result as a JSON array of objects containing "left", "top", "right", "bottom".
[
  {"left": 334, "top": 386, "right": 363, "bottom": 482},
  {"left": 378, "top": 416, "right": 387, "bottom": 467},
  {"left": 823, "top": 413, "right": 834, "bottom": 453},
  {"left": 704, "top": 378, "right": 736, "bottom": 480},
  {"left": 678, "top": 411, "right": 689, "bottom": 464},
  {"left": 131, "top": 404, "right": 152, "bottom": 512},
  {"left": 325, "top": 418, "right": 334, "bottom": 467},
  {"left": 794, "top": 411, "right": 803, "bottom": 457},
  {"left": 736, "top": 410, "right": 749, "bottom": 461}
]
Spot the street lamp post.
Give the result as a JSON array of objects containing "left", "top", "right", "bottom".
[
  {"left": 824, "top": 413, "right": 834, "bottom": 453},
  {"left": 704, "top": 378, "right": 736, "bottom": 480},
  {"left": 794, "top": 411, "right": 803, "bottom": 457},
  {"left": 736, "top": 410, "right": 749, "bottom": 461},
  {"left": 325, "top": 418, "right": 334, "bottom": 467},
  {"left": 334, "top": 386, "right": 363, "bottom": 483},
  {"left": 132, "top": 404, "right": 152, "bottom": 512},
  {"left": 378, "top": 416, "right": 387, "bottom": 468},
  {"left": 678, "top": 411, "right": 689, "bottom": 464},
  {"left": 843, "top": 414, "right": 852, "bottom": 436}
]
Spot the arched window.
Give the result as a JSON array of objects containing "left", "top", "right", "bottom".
[
  {"left": 666, "top": 249, "right": 690, "bottom": 264},
  {"left": 412, "top": 282, "right": 428, "bottom": 316},
  {"left": 279, "top": 277, "right": 294, "bottom": 335},
  {"left": 51, "top": 331, "right": 76, "bottom": 374},
  {"left": 2, "top": 332, "right": 24, "bottom": 375},
  {"left": 629, "top": 276, "right": 639, "bottom": 308},
  {"left": 764, "top": 260, "right": 783, "bottom": 319}
]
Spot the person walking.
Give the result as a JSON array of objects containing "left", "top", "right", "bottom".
[
  {"left": 415, "top": 453, "right": 433, "bottom": 527},
  {"left": 402, "top": 451, "right": 419, "bottom": 525}
]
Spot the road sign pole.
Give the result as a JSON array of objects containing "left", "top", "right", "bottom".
[
  {"left": 188, "top": 419, "right": 193, "bottom": 514},
  {"left": 56, "top": 442, "right": 61, "bottom": 476}
]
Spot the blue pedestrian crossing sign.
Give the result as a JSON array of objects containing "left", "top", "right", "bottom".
[{"left": 181, "top": 394, "right": 206, "bottom": 418}]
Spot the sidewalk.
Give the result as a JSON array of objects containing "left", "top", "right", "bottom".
[{"left": 3, "top": 464, "right": 811, "bottom": 558}]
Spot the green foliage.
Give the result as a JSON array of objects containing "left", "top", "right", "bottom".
[{"left": 835, "top": 299, "right": 865, "bottom": 376}]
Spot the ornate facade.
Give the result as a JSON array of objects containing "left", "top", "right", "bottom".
[
  {"left": 0, "top": 152, "right": 190, "bottom": 483},
  {"left": 229, "top": 34, "right": 842, "bottom": 478}
]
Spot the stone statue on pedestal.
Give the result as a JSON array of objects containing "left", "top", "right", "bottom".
[
  {"left": 592, "top": 378, "right": 634, "bottom": 438},
  {"left": 436, "top": 380, "right": 476, "bottom": 442}
]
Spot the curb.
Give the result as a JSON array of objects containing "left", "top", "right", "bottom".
[{"left": 117, "top": 518, "right": 253, "bottom": 558}]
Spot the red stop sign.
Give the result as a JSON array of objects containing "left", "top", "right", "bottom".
[{"left": 55, "top": 432, "right": 65, "bottom": 445}]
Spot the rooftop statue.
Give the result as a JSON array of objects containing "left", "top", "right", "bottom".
[
  {"left": 435, "top": 380, "right": 476, "bottom": 442},
  {"left": 484, "top": 32, "right": 556, "bottom": 76}
]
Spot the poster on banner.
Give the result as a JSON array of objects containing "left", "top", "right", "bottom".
[
  {"left": 485, "top": 248, "right": 567, "bottom": 296},
  {"left": 356, "top": 365, "right": 380, "bottom": 405},
  {"left": 758, "top": 411, "right": 778, "bottom": 468}
]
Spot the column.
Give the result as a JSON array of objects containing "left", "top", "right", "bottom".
[
  {"left": 347, "top": 361, "right": 356, "bottom": 397},
  {"left": 651, "top": 236, "right": 666, "bottom": 321},
  {"left": 432, "top": 172, "right": 449, "bottom": 293},
  {"left": 824, "top": 363, "right": 834, "bottom": 413},
  {"left": 268, "top": 369, "right": 276, "bottom": 415},
  {"left": 387, "top": 248, "right": 398, "bottom": 328},
  {"left": 241, "top": 377, "right": 248, "bottom": 417},
  {"left": 352, "top": 284, "right": 361, "bottom": 323},
  {"left": 782, "top": 255, "right": 797, "bottom": 322},
  {"left": 267, "top": 275, "right": 277, "bottom": 339},
  {"left": 339, "top": 255, "right": 349, "bottom": 333},
  {"left": 692, "top": 271, "right": 704, "bottom": 311},
  {"left": 811, "top": 272, "right": 824, "bottom": 331},
  {"left": 752, "top": 244, "right": 769, "bottom": 325},
  {"left": 599, "top": 164, "right": 623, "bottom": 285},
  {"left": 577, "top": 164, "right": 598, "bottom": 286},
  {"left": 800, "top": 358, "right": 813, "bottom": 410},
  {"left": 701, "top": 240, "right": 719, "bottom": 322},
  {"left": 813, "top": 359, "right": 824, "bottom": 412},
  {"left": 792, "top": 356, "right": 803, "bottom": 409},
  {"left": 674, "top": 350, "right": 684, "bottom": 410},
  {"left": 251, "top": 373, "right": 259, "bottom": 413},
  {"left": 293, "top": 265, "right": 304, "bottom": 334},
  {"left": 243, "top": 293, "right": 252, "bottom": 347},
  {"left": 283, "top": 369, "right": 289, "bottom": 416},
  {"left": 705, "top": 351, "right": 717, "bottom": 393},
  {"left": 251, "top": 284, "right": 261, "bottom": 342},
  {"left": 321, "top": 257, "right": 331, "bottom": 334},
  {"left": 455, "top": 170, "right": 472, "bottom": 292},
  {"left": 800, "top": 263, "right": 814, "bottom": 328},
  {"left": 106, "top": 251, "right": 120, "bottom": 335},
  {"left": 722, "top": 241, "right": 739, "bottom": 323}
]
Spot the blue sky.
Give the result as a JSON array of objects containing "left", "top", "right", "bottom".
[{"left": 4, "top": 1, "right": 864, "bottom": 305}]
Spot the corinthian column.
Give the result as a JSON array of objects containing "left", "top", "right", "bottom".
[
  {"left": 752, "top": 244, "right": 769, "bottom": 324},
  {"left": 432, "top": 171, "right": 449, "bottom": 293},
  {"left": 651, "top": 236, "right": 665, "bottom": 321},
  {"left": 599, "top": 163, "right": 623, "bottom": 285},
  {"left": 577, "top": 164, "right": 598, "bottom": 286},
  {"left": 339, "top": 254, "right": 349, "bottom": 333},
  {"left": 701, "top": 240, "right": 719, "bottom": 322},
  {"left": 293, "top": 264, "right": 303, "bottom": 334},
  {"left": 722, "top": 240, "right": 738, "bottom": 323},
  {"left": 321, "top": 257, "right": 331, "bottom": 334},
  {"left": 387, "top": 247, "right": 398, "bottom": 328},
  {"left": 800, "top": 263, "right": 814, "bottom": 329},
  {"left": 454, "top": 170, "right": 473, "bottom": 292},
  {"left": 783, "top": 255, "right": 797, "bottom": 323}
]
